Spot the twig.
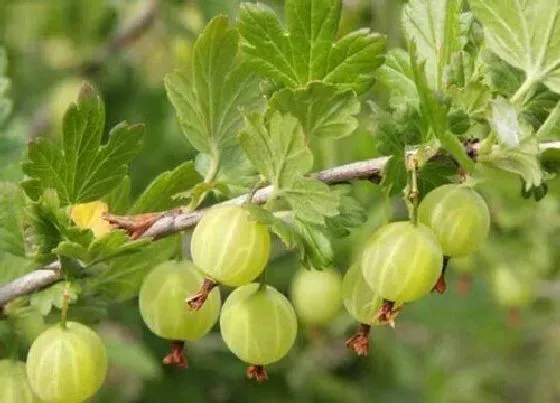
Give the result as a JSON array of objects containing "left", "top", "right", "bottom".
[
  {"left": 1, "top": 141, "right": 559, "bottom": 307},
  {"left": 0, "top": 261, "right": 61, "bottom": 307}
]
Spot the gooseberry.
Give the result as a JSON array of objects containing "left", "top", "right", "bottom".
[
  {"left": 418, "top": 184, "right": 490, "bottom": 257},
  {"left": 360, "top": 221, "right": 443, "bottom": 305},
  {"left": 26, "top": 321, "right": 107, "bottom": 403},
  {"left": 190, "top": 205, "right": 270, "bottom": 287},
  {"left": 0, "top": 360, "right": 40, "bottom": 403},
  {"left": 139, "top": 260, "right": 221, "bottom": 367},
  {"left": 220, "top": 283, "right": 297, "bottom": 381},
  {"left": 290, "top": 268, "right": 342, "bottom": 326}
]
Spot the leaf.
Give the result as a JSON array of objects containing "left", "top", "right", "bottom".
[
  {"left": 268, "top": 82, "right": 360, "bottom": 139},
  {"left": 86, "top": 237, "right": 176, "bottom": 302},
  {"left": 0, "top": 182, "right": 26, "bottom": 258},
  {"left": 239, "top": 111, "right": 313, "bottom": 188},
  {"left": 238, "top": 0, "right": 386, "bottom": 93},
  {"left": 103, "top": 176, "right": 131, "bottom": 214},
  {"left": 21, "top": 82, "right": 144, "bottom": 204},
  {"left": 164, "top": 15, "right": 263, "bottom": 175},
  {"left": 376, "top": 49, "right": 419, "bottom": 109},
  {"left": 129, "top": 162, "right": 201, "bottom": 214},
  {"left": 172, "top": 182, "right": 229, "bottom": 210},
  {"left": 324, "top": 188, "right": 366, "bottom": 238},
  {"left": 27, "top": 190, "right": 93, "bottom": 263},
  {"left": 470, "top": 0, "right": 560, "bottom": 94},
  {"left": 30, "top": 282, "right": 81, "bottom": 316},
  {"left": 282, "top": 177, "right": 340, "bottom": 225},
  {"left": 490, "top": 98, "right": 521, "bottom": 147},
  {"left": 293, "top": 219, "right": 333, "bottom": 269},
  {"left": 417, "top": 158, "right": 457, "bottom": 198},
  {"left": 480, "top": 148, "right": 542, "bottom": 191},
  {"left": 402, "top": 0, "right": 462, "bottom": 90},
  {"left": 195, "top": 146, "right": 258, "bottom": 196},
  {"left": 409, "top": 44, "right": 475, "bottom": 172},
  {"left": 54, "top": 231, "right": 150, "bottom": 266},
  {"left": 536, "top": 101, "right": 560, "bottom": 139},
  {"left": 244, "top": 205, "right": 301, "bottom": 250}
]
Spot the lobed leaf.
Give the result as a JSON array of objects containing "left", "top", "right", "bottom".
[
  {"left": 470, "top": 0, "right": 560, "bottom": 95},
  {"left": 238, "top": 0, "right": 386, "bottom": 93},
  {"left": 21, "top": 83, "right": 143, "bottom": 205},
  {"left": 129, "top": 162, "right": 201, "bottom": 214},
  {"left": 268, "top": 82, "right": 360, "bottom": 139},
  {"left": 165, "top": 15, "right": 263, "bottom": 180},
  {"left": 402, "top": 0, "right": 462, "bottom": 90}
]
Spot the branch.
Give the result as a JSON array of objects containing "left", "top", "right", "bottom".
[
  {"left": 0, "top": 261, "right": 61, "bottom": 307},
  {"left": 1, "top": 141, "right": 559, "bottom": 307}
]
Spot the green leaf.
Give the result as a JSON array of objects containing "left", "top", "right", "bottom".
[
  {"left": 129, "top": 162, "right": 201, "bottom": 214},
  {"left": 470, "top": 0, "right": 560, "bottom": 94},
  {"left": 536, "top": 101, "right": 560, "bottom": 139},
  {"left": 293, "top": 219, "right": 333, "bottom": 269},
  {"left": 239, "top": 111, "right": 313, "bottom": 188},
  {"left": 282, "top": 177, "right": 340, "bottom": 225},
  {"left": 409, "top": 44, "right": 475, "bottom": 172},
  {"left": 417, "top": 158, "right": 457, "bottom": 198},
  {"left": 0, "top": 183, "right": 26, "bottom": 258},
  {"left": 165, "top": 15, "right": 263, "bottom": 176},
  {"left": 103, "top": 176, "right": 130, "bottom": 214},
  {"left": 376, "top": 49, "right": 419, "bottom": 109},
  {"left": 27, "top": 190, "right": 93, "bottom": 263},
  {"left": 238, "top": 1, "right": 386, "bottom": 93},
  {"left": 21, "top": 83, "right": 144, "bottom": 204},
  {"left": 324, "top": 188, "right": 366, "bottom": 238},
  {"left": 244, "top": 205, "right": 301, "bottom": 250},
  {"left": 268, "top": 82, "right": 360, "bottom": 139},
  {"left": 86, "top": 237, "right": 176, "bottom": 302},
  {"left": 480, "top": 147, "right": 542, "bottom": 191},
  {"left": 54, "top": 231, "right": 150, "bottom": 266},
  {"left": 195, "top": 146, "right": 258, "bottom": 196},
  {"left": 30, "top": 282, "right": 81, "bottom": 316},
  {"left": 402, "top": 0, "right": 462, "bottom": 90}
]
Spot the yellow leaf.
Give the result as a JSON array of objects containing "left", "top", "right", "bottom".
[{"left": 70, "top": 201, "right": 111, "bottom": 238}]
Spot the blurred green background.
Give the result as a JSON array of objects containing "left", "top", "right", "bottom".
[{"left": 1, "top": 1, "right": 559, "bottom": 402}]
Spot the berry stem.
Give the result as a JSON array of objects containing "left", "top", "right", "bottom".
[
  {"left": 246, "top": 365, "right": 268, "bottom": 382},
  {"left": 345, "top": 323, "right": 371, "bottom": 356},
  {"left": 432, "top": 256, "right": 450, "bottom": 294},
  {"left": 406, "top": 155, "right": 419, "bottom": 225},
  {"left": 186, "top": 278, "right": 217, "bottom": 311},
  {"left": 60, "top": 281, "right": 71, "bottom": 329},
  {"left": 162, "top": 341, "right": 187, "bottom": 369}
]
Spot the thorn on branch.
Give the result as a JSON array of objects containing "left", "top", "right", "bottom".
[
  {"left": 345, "top": 323, "right": 371, "bottom": 356},
  {"left": 162, "top": 341, "right": 187, "bottom": 369},
  {"left": 186, "top": 278, "right": 217, "bottom": 311},
  {"left": 246, "top": 365, "right": 268, "bottom": 382}
]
